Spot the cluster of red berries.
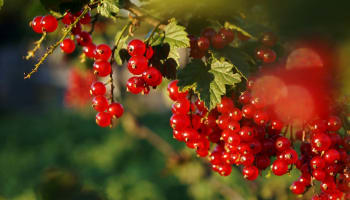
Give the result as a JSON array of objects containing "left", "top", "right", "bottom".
[
  {"left": 31, "top": 15, "right": 58, "bottom": 34},
  {"left": 125, "top": 39, "right": 163, "bottom": 94},
  {"left": 167, "top": 79, "right": 350, "bottom": 199},
  {"left": 254, "top": 32, "right": 278, "bottom": 64},
  {"left": 188, "top": 27, "right": 235, "bottom": 59}
]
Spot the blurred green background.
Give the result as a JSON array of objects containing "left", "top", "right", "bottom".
[{"left": 1, "top": 0, "right": 350, "bottom": 200}]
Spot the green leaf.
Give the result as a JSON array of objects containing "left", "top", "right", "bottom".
[
  {"left": 97, "top": 0, "right": 119, "bottom": 19},
  {"left": 0, "top": 0, "right": 3, "bottom": 10},
  {"left": 224, "top": 21, "right": 256, "bottom": 40},
  {"left": 151, "top": 18, "right": 190, "bottom": 63},
  {"left": 177, "top": 59, "right": 241, "bottom": 110},
  {"left": 50, "top": 10, "right": 63, "bottom": 18},
  {"left": 114, "top": 30, "right": 129, "bottom": 65},
  {"left": 213, "top": 46, "right": 256, "bottom": 78}
]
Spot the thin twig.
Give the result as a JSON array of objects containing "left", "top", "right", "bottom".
[
  {"left": 145, "top": 22, "right": 162, "bottom": 45},
  {"left": 24, "top": 5, "right": 91, "bottom": 79},
  {"left": 25, "top": 32, "right": 47, "bottom": 60},
  {"left": 88, "top": 14, "right": 99, "bottom": 34}
]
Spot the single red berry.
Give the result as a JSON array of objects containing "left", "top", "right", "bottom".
[
  {"left": 219, "top": 28, "right": 234, "bottom": 44},
  {"left": 71, "top": 23, "right": 82, "bottom": 35},
  {"left": 167, "top": 80, "right": 188, "bottom": 101},
  {"left": 281, "top": 148, "right": 298, "bottom": 164},
  {"left": 41, "top": 15, "right": 58, "bottom": 33},
  {"left": 255, "top": 155, "right": 270, "bottom": 170},
  {"left": 60, "top": 38, "right": 76, "bottom": 54},
  {"left": 128, "top": 55, "right": 149, "bottom": 75},
  {"left": 227, "top": 107, "right": 242, "bottom": 121},
  {"left": 62, "top": 12, "right": 75, "bottom": 25},
  {"left": 262, "top": 49, "right": 277, "bottom": 63},
  {"left": 312, "top": 169, "right": 326, "bottom": 181},
  {"left": 242, "top": 165, "right": 259, "bottom": 180},
  {"left": 173, "top": 129, "right": 185, "bottom": 142},
  {"left": 290, "top": 181, "right": 306, "bottom": 194},
  {"left": 95, "top": 44, "right": 112, "bottom": 61},
  {"left": 320, "top": 179, "right": 336, "bottom": 193},
  {"left": 170, "top": 114, "right": 191, "bottom": 130},
  {"left": 93, "top": 60, "right": 111, "bottom": 77},
  {"left": 298, "top": 174, "right": 311, "bottom": 186},
  {"left": 76, "top": 31, "right": 92, "bottom": 46},
  {"left": 217, "top": 114, "right": 230, "bottom": 130},
  {"left": 96, "top": 112, "right": 112, "bottom": 127},
  {"left": 90, "top": 81, "right": 106, "bottom": 96},
  {"left": 218, "top": 164, "right": 232, "bottom": 176},
  {"left": 201, "top": 28, "right": 216, "bottom": 40},
  {"left": 310, "top": 119, "right": 327, "bottom": 133},
  {"left": 217, "top": 97, "right": 234, "bottom": 113},
  {"left": 171, "top": 98, "right": 190, "bottom": 115},
  {"left": 275, "top": 136, "right": 291, "bottom": 152},
  {"left": 311, "top": 133, "right": 331, "bottom": 152},
  {"left": 240, "top": 153, "right": 255, "bottom": 166},
  {"left": 239, "top": 91, "right": 251, "bottom": 104},
  {"left": 310, "top": 156, "right": 326, "bottom": 170},
  {"left": 253, "top": 110, "right": 269, "bottom": 126},
  {"left": 92, "top": 95, "right": 109, "bottom": 112},
  {"left": 261, "top": 32, "right": 277, "bottom": 47},
  {"left": 237, "top": 143, "right": 252, "bottom": 155},
  {"left": 145, "top": 46, "right": 154, "bottom": 59},
  {"left": 255, "top": 47, "right": 266, "bottom": 60},
  {"left": 75, "top": 10, "right": 91, "bottom": 24},
  {"left": 126, "top": 76, "right": 145, "bottom": 94},
  {"left": 108, "top": 103, "right": 124, "bottom": 118},
  {"left": 127, "top": 39, "right": 146, "bottom": 56},
  {"left": 242, "top": 104, "right": 256, "bottom": 119},
  {"left": 190, "top": 47, "right": 206, "bottom": 59},
  {"left": 142, "top": 67, "right": 162, "bottom": 86},
  {"left": 323, "top": 149, "right": 340, "bottom": 164},
  {"left": 197, "top": 36, "right": 210, "bottom": 51},
  {"left": 211, "top": 33, "right": 226, "bottom": 49},
  {"left": 327, "top": 116, "right": 342, "bottom": 131},
  {"left": 226, "top": 121, "right": 240, "bottom": 133},
  {"left": 271, "top": 159, "right": 289, "bottom": 176},
  {"left": 31, "top": 16, "right": 43, "bottom": 33},
  {"left": 83, "top": 43, "right": 97, "bottom": 58},
  {"left": 238, "top": 126, "right": 255, "bottom": 142}
]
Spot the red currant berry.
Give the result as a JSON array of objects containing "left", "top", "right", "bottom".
[
  {"left": 323, "top": 149, "right": 340, "bottom": 164},
  {"left": 310, "top": 156, "right": 326, "bottom": 170},
  {"left": 261, "top": 32, "right": 277, "bottom": 47},
  {"left": 275, "top": 136, "right": 291, "bottom": 152},
  {"left": 41, "top": 15, "right": 58, "bottom": 33},
  {"left": 242, "top": 165, "right": 259, "bottom": 180},
  {"left": 310, "top": 119, "right": 327, "bottom": 133},
  {"left": 170, "top": 114, "right": 191, "bottom": 130},
  {"left": 240, "top": 153, "right": 255, "bottom": 166},
  {"left": 197, "top": 36, "right": 210, "bottom": 51},
  {"left": 76, "top": 31, "right": 92, "bottom": 46},
  {"left": 290, "top": 181, "right": 306, "bottom": 194},
  {"left": 71, "top": 23, "right": 82, "bottom": 35},
  {"left": 92, "top": 95, "right": 109, "bottom": 112},
  {"left": 62, "top": 12, "right": 75, "bottom": 25},
  {"left": 262, "top": 49, "right": 277, "bottom": 63},
  {"left": 271, "top": 159, "right": 289, "bottom": 176},
  {"left": 83, "top": 43, "right": 97, "bottom": 58},
  {"left": 173, "top": 129, "right": 184, "bottom": 142},
  {"left": 242, "top": 104, "right": 255, "bottom": 119},
  {"left": 311, "top": 133, "right": 331, "bottom": 152},
  {"left": 253, "top": 110, "right": 269, "bottom": 126},
  {"left": 218, "top": 164, "right": 232, "bottom": 176},
  {"left": 90, "top": 81, "right": 106, "bottom": 96},
  {"left": 271, "top": 119, "right": 284, "bottom": 130},
  {"left": 171, "top": 98, "right": 190, "bottom": 115},
  {"left": 281, "top": 148, "right": 298, "bottom": 164},
  {"left": 298, "top": 174, "right": 311, "bottom": 186},
  {"left": 217, "top": 97, "right": 234, "bottom": 113},
  {"left": 167, "top": 80, "right": 188, "bottom": 101},
  {"left": 95, "top": 44, "right": 112, "bottom": 61},
  {"left": 255, "top": 47, "right": 266, "bottom": 60},
  {"left": 60, "top": 38, "right": 76, "bottom": 54},
  {"left": 312, "top": 169, "right": 326, "bottom": 181},
  {"left": 226, "top": 121, "right": 241, "bottom": 133},
  {"left": 327, "top": 116, "right": 342, "bottom": 131},
  {"left": 238, "top": 126, "right": 255, "bottom": 142},
  {"left": 93, "top": 60, "right": 111, "bottom": 77},
  {"left": 219, "top": 28, "right": 234, "bottom": 44},
  {"left": 128, "top": 55, "right": 149, "bottom": 75},
  {"left": 108, "top": 103, "right": 124, "bottom": 118},
  {"left": 255, "top": 155, "right": 270, "bottom": 170},
  {"left": 320, "top": 180, "right": 336, "bottom": 193},
  {"left": 75, "top": 11, "right": 91, "bottom": 24},
  {"left": 126, "top": 76, "right": 145, "bottom": 94},
  {"left": 31, "top": 16, "right": 43, "bottom": 33},
  {"left": 127, "top": 39, "right": 146, "bottom": 56},
  {"left": 239, "top": 91, "right": 251, "bottom": 104},
  {"left": 211, "top": 33, "right": 226, "bottom": 49},
  {"left": 227, "top": 107, "right": 242, "bottom": 121},
  {"left": 145, "top": 46, "right": 154, "bottom": 59},
  {"left": 96, "top": 112, "right": 112, "bottom": 127},
  {"left": 142, "top": 67, "right": 162, "bottom": 86}
]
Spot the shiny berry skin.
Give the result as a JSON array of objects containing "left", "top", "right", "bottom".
[
  {"left": 108, "top": 103, "right": 124, "bottom": 118},
  {"left": 93, "top": 60, "right": 111, "bottom": 77},
  {"left": 324, "top": 149, "right": 340, "bottom": 164},
  {"left": 281, "top": 148, "right": 298, "bottom": 164},
  {"left": 271, "top": 159, "right": 289, "bottom": 176},
  {"left": 181, "top": 128, "right": 198, "bottom": 142},
  {"left": 226, "top": 121, "right": 240, "bottom": 133},
  {"left": 253, "top": 110, "right": 269, "bottom": 126},
  {"left": 211, "top": 33, "right": 226, "bottom": 49},
  {"left": 60, "top": 39, "right": 76, "bottom": 54},
  {"left": 173, "top": 129, "right": 184, "bottom": 142},
  {"left": 90, "top": 81, "right": 106, "bottom": 96},
  {"left": 218, "top": 164, "right": 232, "bottom": 176},
  {"left": 145, "top": 46, "right": 154, "bottom": 59},
  {"left": 255, "top": 47, "right": 266, "bottom": 60},
  {"left": 242, "top": 165, "right": 259, "bottom": 180},
  {"left": 201, "top": 28, "right": 216, "bottom": 40},
  {"left": 310, "top": 156, "right": 326, "bottom": 170},
  {"left": 275, "top": 136, "right": 291, "bottom": 152},
  {"left": 127, "top": 39, "right": 146, "bottom": 56},
  {"left": 76, "top": 31, "right": 92, "bottom": 46},
  {"left": 128, "top": 55, "right": 149, "bottom": 75},
  {"left": 41, "top": 15, "right": 58, "bottom": 33},
  {"left": 327, "top": 116, "right": 342, "bottom": 131},
  {"left": 75, "top": 11, "right": 91, "bottom": 24},
  {"left": 83, "top": 43, "right": 96, "bottom": 58},
  {"left": 96, "top": 112, "right": 112, "bottom": 127},
  {"left": 290, "top": 181, "right": 305, "bottom": 194},
  {"left": 271, "top": 119, "right": 284, "bottom": 130},
  {"left": 219, "top": 28, "right": 234, "bottom": 44},
  {"left": 261, "top": 32, "right": 277, "bottom": 47},
  {"left": 240, "top": 153, "right": 255, "bottom": 166},
  {"left": 298, "top": 174, "right": 311, "bottom": 186},
  {"left": 170, "top": 114, "right": 191, "bottom": 130},
  {"left": 238, "top": 91, "right": 251, "bottom": 104},
  {"left": 262, "top": 49, "right": 277, "bottom": 63},
  {"left": 126, "top": 76, "right": 145, "bottom": 94},
  {"left": 242, "top": 104, "right": 255, "bottom": 119},
  {"left": 31, "top": 16, "right": 43, "bottom": 33},
  {"left": 217, "top": 97, "right": 234, "bottom": 113},
  {"left": 171, "top": 98, "right": 190, "bottom": 115},
  {"left": 167, "top": 80, "right": 188, "bottom": 101},
  {"left": 95, "top": 44, "right": 112, "bottom": 61},
  {"left": 217, "top": 114, "right": 229, "bottom": 130},
  {"left": 197, "top": 37, "right": 210, "bottom": 51},
  {"left": 311, "top": 133, "right": 331, "bottom": 152},
  {"left": 238, "top": 126, "right": 254, "bottom": 142},
  {"left": 312, "top": 169, "right": 326, "bottom": 181},
  {"left": 71, "top": 23, "right": 82, "bottom": 35},
  {"left": 320, "top": 180, "right": 336, "bottom": 193},
  {"left": 62, "top": 12, "right": 74, "bottom": 25},
  {"left": 92, "top": 96, "right": 109, "bottom": 112},
  {"left": 310, "top": 119, "right": 327, "bottom": 133},
  {"left": 142, "top": 67, "right": 162, "bottom": 86},
  {"left": 227, "top": 107, "right": 242, "bottom": 121}
]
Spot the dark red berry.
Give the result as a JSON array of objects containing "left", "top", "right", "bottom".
[
  {"left": 219, "top": 28, "right": 234, "bottom": 44},
  {"left": 262, "top": 49, "right": 277, "bottom": 63},
  {"left": 197, "top": 36, "right": 210, "bottom": 51},
  {"left": 62, "top": 12, "right": 75, "bottom": 25},
  {"left": 211, "top": 33, "right": 226, "bottom": 49},
  {"left": 201, "top": 28, "right": 216, "bottom": 40},
  {"left": 76, "top": 31, "right": 92, "bottom": 46},
  {"left": 261, "top": 32, "right": 277, "bottom": 47}
]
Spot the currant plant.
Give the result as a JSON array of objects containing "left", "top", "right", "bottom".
[{"left": 23, "top": 0, "right": 350, "bottom": 199}]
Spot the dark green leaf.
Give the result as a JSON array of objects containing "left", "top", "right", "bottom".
[
  {"left": 114, "top": 29, "right": 129, "bottom": 65},
  {"left": 40, "top": 0, "right": 88, "bottom": 12}
]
